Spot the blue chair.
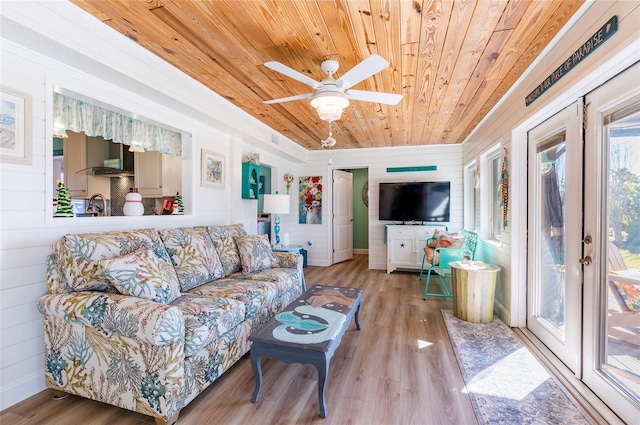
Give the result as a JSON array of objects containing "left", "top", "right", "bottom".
[{"left": 419, "top": 230, "right": 478, "bottom": 299}]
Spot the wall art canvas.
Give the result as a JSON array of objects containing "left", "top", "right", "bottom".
[
  {"left": 0, "top": 86, "right": 31, "bottom": 164},
  {"left": 201, "top": 149, "right": 224, "bottom": 189},
  {"left": 298, "top": 176, "right": 322, "bottom": 224}
]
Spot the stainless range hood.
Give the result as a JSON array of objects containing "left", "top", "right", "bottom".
[{"left": 77, "top": 139, "right": 135, "bottom": 177}]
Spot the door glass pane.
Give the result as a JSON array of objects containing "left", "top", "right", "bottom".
[
  {"left": 535, "top": 136, "right": 567, "bottom": 335},
  {"left": 604, "top": 105, "right": 640, "bottom": 401}
]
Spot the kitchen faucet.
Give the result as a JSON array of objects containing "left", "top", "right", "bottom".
[{"left": 87, "top": 193, "right": 107, "bottom": 216}]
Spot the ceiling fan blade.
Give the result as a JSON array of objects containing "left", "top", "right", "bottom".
[
  {"left": 346, "top": 89, "right": 403, "bottom": 105},
  {"left": 264, "top": 61, "right": 323, "bottom": 89},
  {"left": 336, "top": 54, "right": 389, "bottom": 90},
  {"left": 263, "top": 93, "right": 314, "bottom": 104}
]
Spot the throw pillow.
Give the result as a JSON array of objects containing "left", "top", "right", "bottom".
[
  {"left": 234, "top": 234, "right": 277, "bottom": 273},
  {"left": 160, "top": 227, "right": 223, "bottom": 291},
  {"left": 64, "top": 228, "right": 172, "bottom": 292},
  {"left": 423, "top": 247, "right": 440, "bottom": 265},
  {"left": 207, "top": 226, "right": 243, "bottom": 277},
  {"left": 99, "top": 247, "right": 181, "bottom": 304},
  {"left": 434, "top": 229, "right": 465, "bottom": 249}
]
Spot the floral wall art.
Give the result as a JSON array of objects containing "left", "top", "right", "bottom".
[{"left": 299, "top": 176, "right": 322, "bottom": 224}]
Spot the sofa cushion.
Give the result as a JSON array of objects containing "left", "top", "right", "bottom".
[
  {"left": 187, "top": 279, "right": 279, "bottom": 319},
  {"left": 207, "top": 225, "right": 247, "bottom": 277},
  {"left": 160, "top": 227, "right": 224, "bottom": 291},
  {"left": 64, "top": 228, "right": 172, "bottom": 292},
  {"left": 234, "top": 234, "right": 277, "bottom": 273},
  {"left": 99, "top": 247, "right": 181, "bottom": 304},
  {"left": 230, "top": 268, "right": 300, "bottom": 297},
  {"left": 170, "top": 294, "right": 245, "bottom": 357}
]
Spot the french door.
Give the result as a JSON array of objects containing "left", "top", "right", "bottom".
[
  {"left": 582, "top": 64, "right": 640, "bottom": 424},
  {"left": 527, "top": 63, "right": 640, "bottom": 423},
  {"left": 527, "top": 101, "right": 584, "bottom": 374}
]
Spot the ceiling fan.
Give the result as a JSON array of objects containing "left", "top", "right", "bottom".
[{"left": 263, "top": 54, "right": 403, "bottom": 122}]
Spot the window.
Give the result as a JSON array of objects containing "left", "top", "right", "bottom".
[{"left": 464, "top": 162, "right": 480, "bottom": 231}]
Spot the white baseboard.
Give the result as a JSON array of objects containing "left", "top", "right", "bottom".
[
  {"left": 0, "top": 369, "right": 45, "bottom": 410},
  {"left": 353, "top": 249, "right": 368, "bottom": 255}
]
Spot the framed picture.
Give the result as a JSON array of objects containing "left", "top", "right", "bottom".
[
  {"left": 201, "top": 149, "right": 225, "bottom": 189},
  {"left": 162, "top": 199, "right": 174, "bottom": 215},
  {"left": 299, "top": 176, "right": 322, "bottom": 224},
  {"left": 0, "top": 86, "right": 32, "bottom": 165}
]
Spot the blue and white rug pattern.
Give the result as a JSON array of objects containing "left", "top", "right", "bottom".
[{"left": 442, "top": 310, "right": 593, "bottom": 425}]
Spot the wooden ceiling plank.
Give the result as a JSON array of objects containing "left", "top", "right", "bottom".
[
  {"left": 369, "top": 0, "right": 404, "bottom": 145},
  {"left": 410, "top": 0, "right": 456, "bottom": 144},
  {"left": 495, "top": 0, "right": 531, "bottom": 31},
  {"left": 71, "top": 0, "right": 585, "bottom": 150},
  {"left": 149, "top": 1, "right": 322, "bottom": 143},
  {"left": 422, "top": 0, "right": 506, "bottom": 144},
  {"left": 342, "top": 0, "right": 389, "bottom": 147},
  {"left": 457, "top": 0, "right": 584, "bottom": 142},
  {"left": 188, "top": 0, "right": 326, "bottom": 143},
  {"left": 401, "top": 42, "right": 418, "bottom": 145},
  {"left": 485, "top": 0, "right": 566, "bottom": 81},
  {"left": 439, "top": 28, "right": 512, "bottom": 142},
  {"left": 73, "top": 0, "right": 212, "bottom": 76},
  {"left": 291, "top": 1, "right": 337, "bottom": 58},
  {"left": 401, "top": 0, "right": 425, "bottom": 45}
]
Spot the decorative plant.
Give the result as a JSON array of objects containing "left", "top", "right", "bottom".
[{"left": 284, "top": 173, "right": 294, "bottom": 194}]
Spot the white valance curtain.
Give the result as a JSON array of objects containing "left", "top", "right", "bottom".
[{"left": 53, "top": 92, "right": 182, "bottom": 156}]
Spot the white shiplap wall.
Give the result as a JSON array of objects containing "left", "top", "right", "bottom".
[
  {"left": 461, "top": 0, "right": 640, "bottom": 326},
  {"left": 0, "top": 1, "right": 305, "bottom": 410},
  {"left": 286, "top": 144, "right": 463, "bottom": 269}
]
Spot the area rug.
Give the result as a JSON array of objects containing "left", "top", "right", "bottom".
[{"left": 441, "top": 310, "right": 593, "bottom": 425}]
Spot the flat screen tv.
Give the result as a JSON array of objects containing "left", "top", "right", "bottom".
[{"left": 379, "top": 181, "right": 450, "bottom": 222}]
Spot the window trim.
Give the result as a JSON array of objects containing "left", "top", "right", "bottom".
[
  {"left": 481, "top": 143, "right": 502, "bottom": 243},
  {"left": 464, "top": 161, "right": 479, "bottom": 232}
]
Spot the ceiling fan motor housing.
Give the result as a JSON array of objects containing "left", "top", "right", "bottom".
[{"left": 321, "top": 59, "right": 340, "bottom": 75}]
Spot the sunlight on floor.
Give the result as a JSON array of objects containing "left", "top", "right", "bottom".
[
  {"left": 462, "top": 347, "right": 550, "bottom": 400},
  {"left": 417, "top": 339, "right": 433, "bottom": 349}
]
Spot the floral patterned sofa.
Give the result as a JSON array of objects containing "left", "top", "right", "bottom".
[{"left": 38, "top": 224, "right": 304, "bottom": 425}]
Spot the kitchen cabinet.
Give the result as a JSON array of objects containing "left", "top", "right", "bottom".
[
  {"left": 63, "top": 132, "right": 110, "bottom": 198},
  {"left": 242, "top": 162, "right": 260, "bottom": 200},
  {"left": 386, "top": 225, "right": 443, "bottom": 273},
  {"left": 135, "top": 151, "right": 182, "bottom": 198}
]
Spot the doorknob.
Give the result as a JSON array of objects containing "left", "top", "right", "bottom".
[
  {"left": 583, "top": 235, "right": 592, "bottom": 245},
  {"left": 579, "top": 256, "right": 592, "bottom": 266}
]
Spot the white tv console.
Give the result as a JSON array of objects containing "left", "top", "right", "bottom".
[{"left": 385, "top": 224, "right": 448, "bottom": 274}]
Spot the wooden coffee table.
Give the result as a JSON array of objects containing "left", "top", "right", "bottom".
[{"left": 249, "top": 285, "right": 362, "bottom": 418}]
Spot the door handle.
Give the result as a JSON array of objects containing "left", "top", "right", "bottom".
[{"left": 579, "top": 256, "right": 592, "bottom": 266}]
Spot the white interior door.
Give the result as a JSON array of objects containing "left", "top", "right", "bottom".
[
  {"left": 582, "top": 63, "right": 640, "bottom": 424},
  {"left": 333, "top": 169, "right": 353, "bottom": 264},
  {"left": 527, "top": 101, "right": 583, "bottom": 374}
]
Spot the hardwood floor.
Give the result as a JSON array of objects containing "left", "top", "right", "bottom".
[{"left": 1, "top": 255, "right": 478, "bottom": 425}]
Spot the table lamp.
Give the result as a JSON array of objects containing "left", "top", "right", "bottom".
[{"left": 263, "top": 192, "right": 290, "bottom": 247}]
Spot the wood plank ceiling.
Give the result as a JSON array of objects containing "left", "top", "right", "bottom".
[{"left": 71, "top": 0, "right": 584, "bottom": 150}]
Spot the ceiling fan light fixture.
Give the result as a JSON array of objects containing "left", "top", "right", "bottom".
[{"left": 311, "top": 94, "right": 350, "bottom": 121}]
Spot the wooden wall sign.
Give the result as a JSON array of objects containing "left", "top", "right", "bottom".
[
  {"left": 525, "top": 16, "right": 618, "bottom": 106},
  {"left": 387, "top": 165, "right": 437, "bottom": 173}
]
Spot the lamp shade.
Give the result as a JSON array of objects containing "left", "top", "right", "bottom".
[
  {"left": 311, "top": 94, "right": 350, "bottom": 121},
  {"left": 263, "top": 194, "right": 290, "bottom": 214}
]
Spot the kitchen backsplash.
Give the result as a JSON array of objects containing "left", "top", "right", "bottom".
[{"left": 111, "top": 176, "right": 157, "bottom": 216}]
